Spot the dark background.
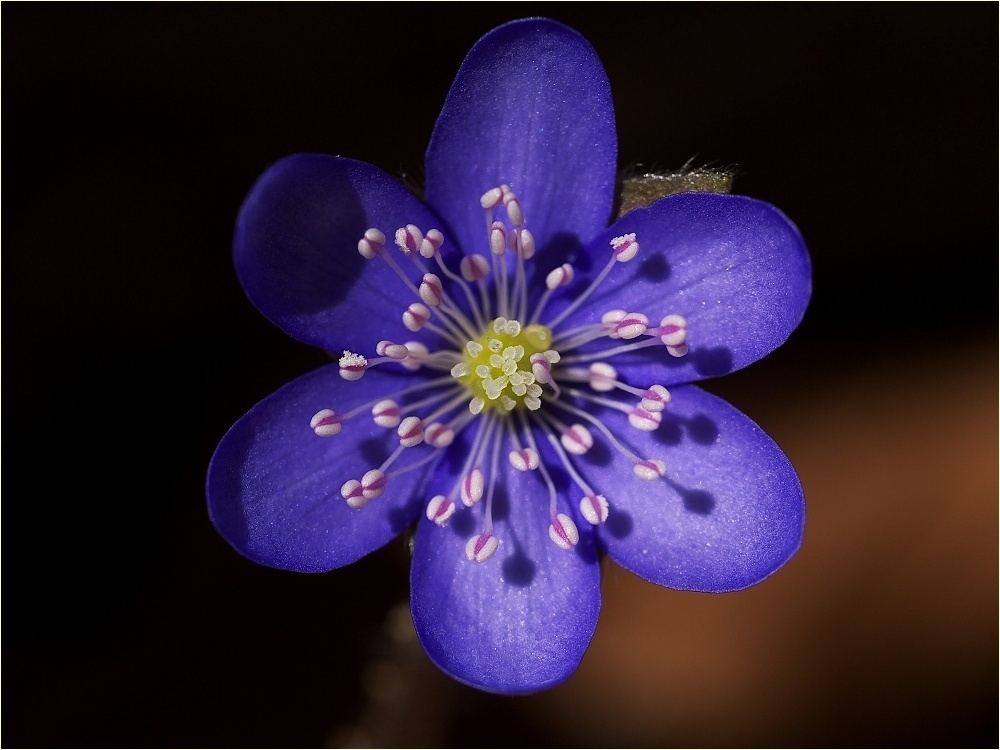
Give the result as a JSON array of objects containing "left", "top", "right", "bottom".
[{"left": 5, "top": 4, "right": 996, "bottom": 747}]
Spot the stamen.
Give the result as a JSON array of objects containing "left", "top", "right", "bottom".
[
  {"left": 465, "top": 532, "right": 498, "bottom": 563},
  {"left": 461, "top": 468, "right": 485, "bottom": 506},
  {"left": 371, "top": 399, "right": 401, "bottom": 428},
  {"left": 548, "top": 512, "right": 580, "bottom": 550},
  {"left": 426, "top": 494, "right": 456, "bottom": 526},
  {"left": 309, "top": 409, "right": 343, "bottom": 437},
  {"left": 418, "top": 273, "right": 444, "bottom": 307},
  {"left": 424, "top": 422, "right": 455, "bottom": 448},
  {"left": 338, "top": 351, "right": 368, "bottom": 381},
  {"left": 394, "top": 224, "right": 423, "bottom": 255},
  {"left": 579, "top": 493, "right": 610, "bottom": 525},
  {"left": 419, "top": 228, "right": 444, "bottom": 259},
  {"left": 633, "top": 459, "right": 667, "bottom": 481},
  {"left": 375, "top": 340, "right": 409, "bottom": 360},
  {"left": 402, "top": 303, "right": 431, "bottom": 331},
  {"left": 560, "top": 424, "right": 594, "bottom": 455},
  {"left": 357, "top": 228, "right": 386, "bottom": 259},
  {"left": 610, "top": 233, "right": 640, "bottom": 262},
  {"left": 396, "top": 416, "right": 424, "bottom": 448}
]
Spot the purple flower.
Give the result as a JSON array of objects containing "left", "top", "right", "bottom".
[{"left": 208, "top": 18, "right": 811, "bottom": 694}]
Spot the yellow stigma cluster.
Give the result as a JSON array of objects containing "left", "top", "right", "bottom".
[{"left": 450, "top": 317, "right": 553, "bottom": 414}]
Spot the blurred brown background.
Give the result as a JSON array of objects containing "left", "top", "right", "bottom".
[{"left": 4, "top": 5, "right": 996, "bottom": 747}]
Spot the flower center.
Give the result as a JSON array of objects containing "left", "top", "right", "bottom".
[
  {"left": 310, "top": 183, "right": 692, "bottom": 564},
  {"left": 449, "top": 317, "right": 554, "bottom": 414}
]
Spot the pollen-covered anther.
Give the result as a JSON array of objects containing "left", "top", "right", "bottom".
[
  {"left": 340, "top": 479, "right": 367, "bottom": 508},
  {"left": 375, "top": 340, "right": 409, "bottom": 360},
  {"left": 465, "top": 532, "right": 498, "bottom": 563},
  {"left": 580, "top": 493, "right": 610, "bottom": 525},
  {"left": 628, "top": 405, "right": 662, "bottom": 432},
  {"left": 310, "top": 409, "right": 343, "bottom": 437},
  {"left": 641, "top": 384, "right": 671, "bottom": 412},
  {"left": 361, "top": 469, "right": 387, "bottom": 499},
  {"left": 509, "top": 447, "right": 539, "bottom": 471},
  {"left": 588, "top": 362, "right": 617, "bottom": 392},
  {"left": 357, "top": 228, "right": 386, "bottom": 259},
  {"left": 489, "top": 221, "right": 507, "bottom": 255},
  {"left": 460, "top": 254, "right": 490, "bottom": 281},
  {"left": 548, "top": 513, "right": 580, "bottom": 550},
  {"left": 656, "top": 314, "right": 689, "bottom": 357},
  {"left": 402, "top": 302, "right": 431, "bottom": 331},
  {"left": 545, "top": 263, "right": 574, "bottom": 289},
  {"left": 371, "top": 399, "right": 401, "bottom": 428},
  {"left": 394, "top": 224, "right": 423, "bottom": 255},
  {"left": 338, "top": 351, "right": 368, "bottom": 380},
  {"left": 424, "top": 422, "right": 455, "bottom": 448},
  {"left": 396, "top": 416, "right": 424, "bottom": 448},
  {"left": 460, "top": 468, "right": 485, "bottom": 506},
  {"left": 419, "top": 273, "right": 444, "bottom": 306},
  {"left": 561, "top": 424, "right": 594, "bottom": 455},
  {"left": 419, "top": 228, "right": 444, "bottom": 259},
  {"left": 616, "top": 312, "right": 650, "bottom": 340},
  {"left": 426, "top": 495, "right": 456, "bottom": 526},
  {"left": 611, "top": 232, "right": 639, "bottom": 262},
  {"left": 633, "top": 459, "right": 666, "bottom": 481}
]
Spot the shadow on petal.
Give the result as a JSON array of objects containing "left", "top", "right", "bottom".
[
  {"left": 635, "top": 253, "right": 671, "bottom": 282},
  {"left": 692, "top": 346, "right": 734, "bottom": 377},
  {"left": 667, "top": 478, "right": 717, "bottom": 516},
  {"left": 501, "top": 548, "right": 537, "bottom": 587},
  {"left": 605, "top": 506, "right": 633, "bottom": 539}
]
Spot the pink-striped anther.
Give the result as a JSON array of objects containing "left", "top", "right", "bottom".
[
  {"left": 357, "top": 228, "right": 385, "bottom": 259},
  {"left": 580, "top": 494, "right": 610, "bottom": 525},
  {"left": 396, "top": 416, "right": 424, "bottom": 447},
  {"left": 633, "top": 459, "right": 666, "bottom": 481},
  {"left": 419, "top": 228, "right": 444, "bottom": 258},
  {"left": 545, "top": 263, "right": 574, "bottom": 289},
  {"left": 588, "top": 362, "right": 617, "bottom": 392},
  {"left": 641, "top": 384, "right": 671, "bottom": 412},
  {"left": 460, "top": 468, "right": 485, "bottom": 506},
  {"left": 530, "top": 352, "right": 554, "bottom": 384},
  {"left": 402, "top": 302, "right": 431, "bottom": 331},
  {"left": 460, "top": 254, "right": 490, "bottom": 281},
  {"left": 465, "top": 532, "right": 498, "bottom": 563},
  {"left": 400, "top": 341, "right": 427, "bottom": 371},
  {"left": 611, "top": 232, "right": 639, "bottom": 262},
  {"left": 489, "top": 221, "right": 507, "bottom": 256},
  {"left": 561, "top": 424, "right": 594, "bottom": 455},
  {"left": 361, "top": 469, "right": 387, "bottom": 499},
  {"left": 394, "top": 224, "right": 422, "bottom": 255},
  {"left": 375, "top": 340, "right": 409, "bottom": 359},
  {"left": 426, "top": 495, "right": 456, "bottom": 526},
  {"left": 628, "top": 405, "right": 662, "bottom": 432},
  {"left": 658, "top": 314, "right": 689, "bottom": 357},
  {"left": 310, "top": 409, "right": 343, "bottom": 437},
  {"left": 419, "top": 273, "right": 444, "bottom": 306},
  {"left": 548, "top": 513, "right": 580, "bottom": 550},
  {"left": 338, "top": 351, "right": 368, "bottom": 381},
  {"left": 616, "top": 312, "right": 649, "bottom": 340},
  {"left": 508, "top": 447, "right": 539, "bottom": 471},
  {"left": 424, "top": 422, "right": 454, "bottom": 448},
  {"left": 371, "top": 399, "right": 401, "bottom": 428},
  {"left": 341, "top": 479, "right": 367, "bottom": 508}
]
